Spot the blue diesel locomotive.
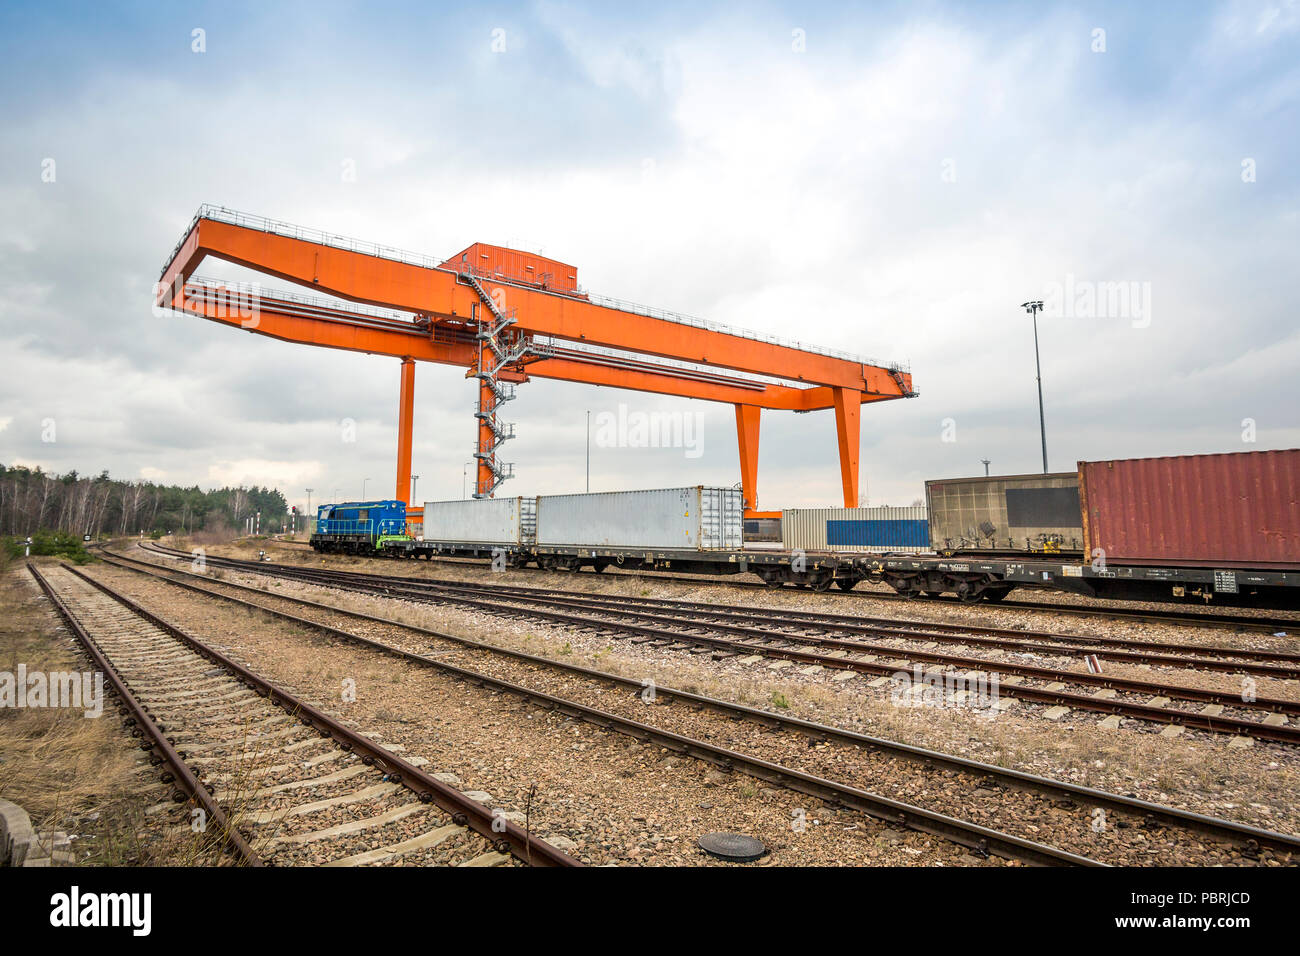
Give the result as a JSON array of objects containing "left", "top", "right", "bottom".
[{"left": 310, "top": 500, "right": 408, "bottom": 553}]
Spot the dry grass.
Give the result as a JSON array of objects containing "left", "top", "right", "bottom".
[{"left": 0, "top": 562, "right": 171, "bottom": 863}]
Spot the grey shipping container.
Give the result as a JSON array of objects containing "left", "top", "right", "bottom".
[
  {"left": 925, "top": 473, "right": 1083, "bottom": 553},
  {"left": 536, "top": 487, "right": 743, "bottom": 550},
  {"left": 782, "top": 506, "right": 929, "bottom": 552},
  {"left": 421, "top": 497, "right": 537, "bottom": 545}
]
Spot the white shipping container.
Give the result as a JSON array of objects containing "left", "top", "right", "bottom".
[
  {"left": 421, "top": 497, "right": 536, "bottom": 545},
  {"left": 782, "top": 505, "right": 929, "bottom": 552},
  {"left": 536, "top": 487, "right": 743, "bottom": 550}
]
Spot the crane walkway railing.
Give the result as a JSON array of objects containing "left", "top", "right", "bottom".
[{"left": 165, "top": 205, "right": 909, "bottom": 376}]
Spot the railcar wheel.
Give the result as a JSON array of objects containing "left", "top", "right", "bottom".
[
  {"left": 833, "top": 577, "right": 859, "bottom": 591},
  {"left": 886, "top": 577, "right": 922, "bottom": 599},
  {"left": 808, "top": 571, "right": 834, "bottom": 592}
]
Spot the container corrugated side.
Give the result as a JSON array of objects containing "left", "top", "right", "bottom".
[
  {"left": 1079, "top": 449, "right": 1300, "bottom": 569},
  {"left": 925, "top": 473, "right": 1082, "bottom": 552},
  {"left": 781, "top": 506, "right": 928, "bottom": 552},
  {"left": 536, "top": 487, "right": 742, "bottom": 550},
  {"left": 421, "top": 497, "right": 534, "bottom": 546}
]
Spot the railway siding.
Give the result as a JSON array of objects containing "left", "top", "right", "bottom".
[{"left": 98, "top": 546, "right": 1300, "bottom": 865}]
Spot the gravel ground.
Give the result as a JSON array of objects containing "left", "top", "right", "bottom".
[
  {"left": 91, "top": 557, "right": 991, "bottom": 866},
  {"left": 295, "top": 574, "right": 1299, "bottom": 708},
  {"left": 169, "top": 544, "right": 1300, "bottom": 745},
  {"left": 207, "top": 538, "right": 1300, "bottom": 653},
  {"left": 37, "top": 565, "right": 516, "bottom": 867},
  {"left": 0, "top": 562, "right": 187, "bottom": 865},
  {"left": 152, "top": 541, "right": 1300, "bottom": 839},
  {"left": 109, "top": 546, "right": 1300, "bottom": 857},
  {"left": 117, "top": 556, "right": 1296, "bottom": 864}
]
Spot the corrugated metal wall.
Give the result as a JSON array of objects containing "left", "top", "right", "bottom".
[
  {"left": 782, "top": 506, "right": 929, "bottom": 552},
  {"left": 421, "top": 497, "right": 532, "bottom": 545},
  {"left": 926, "top": 474, "right": 1082, "bottom": 552},
  {"left": 537, "top": 487, "right": 743, "bottom": 550},
  {"left": 1079, "top": 449, "right": 1300, "bottom": 569}
]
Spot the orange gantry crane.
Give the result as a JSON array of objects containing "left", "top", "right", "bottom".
[{"left": 156, "top": 206, "right": 915, "bottom": 515}]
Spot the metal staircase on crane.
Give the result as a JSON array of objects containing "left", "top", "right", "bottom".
[{"left": 462, "top": 272, "right": 551, "bottom": 497}]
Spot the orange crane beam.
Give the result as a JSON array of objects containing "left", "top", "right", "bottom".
[
  {"left": 168, "top": 281, "right": 868, "bottom": 410},
  {"left": 157, "top": 208, "right": 916, "bottom": 510}
]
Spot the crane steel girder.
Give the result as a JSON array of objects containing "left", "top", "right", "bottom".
[{"left": 157, "top": 208, "right": 916, "bottom": 510}]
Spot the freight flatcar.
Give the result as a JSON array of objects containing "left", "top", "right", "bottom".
[
  {"left": 869, "top": 449, "right": 1300, "bottom": 606},
  {"left": 310, "top": 500, "right": 408, "bottom": 553},
  {"left": 306, "top": 450, "right": 1300, "bottom": 608}
]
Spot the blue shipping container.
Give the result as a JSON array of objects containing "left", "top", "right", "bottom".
[{"left": 826, "top": 518, "right": 929, "bottom": 549}]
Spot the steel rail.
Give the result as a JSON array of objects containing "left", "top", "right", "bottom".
[
  {"left": 102, "top": 548, "right": 1300, "bottom": 858},
  {"left": 353, "top": 545, "right": 1300, "bottom": 634},
  {"left": 89, "top": 552, "right": 1105, "bottom": 866},
  {"left": 150, "top": 551, "right": 1300, "bottom": 733},
  {"left": 28, "top": 563, "right": 264, "bottom": 865},
  {"left": 622, "top": 572, "right": 1300, "bottom": 633},
  {"left": 323, "top": 573, "right": 1300, "bottom": 679},
  {"left": 417, "top": 579, "right": 1300, "bottom": 669},
  {"left": 298, "top": 576, "right": 1300, "bottom": 729},
  {"left": 59, "top": 563, "right": 579, "bottom": 867},
  {"left": 142, "top": 543, "right": 1300, "bottom": 665}
]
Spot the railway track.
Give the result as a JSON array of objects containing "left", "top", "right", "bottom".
[
  {"left": 392, "top": 549, "right": 1300, "bottom": 635},
  {"left": 151, "top": 545, "right": 1299, "bottom": 672},
  {"left": 141, "top": 544, "right": 1300, "bottom": 745},
  {"left": 192, "top": 554, "right": 1300, "bottom": 677},
  {"left": 27, "top": 562, "right": 576, "bottom": 867},
  {"left": 97, "top": 546, "right": 1300, "bottom": 865}
]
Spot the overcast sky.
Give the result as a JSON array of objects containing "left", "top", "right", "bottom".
[{"left": 1, "top": 0, "right": 1297, "bottom": 512}]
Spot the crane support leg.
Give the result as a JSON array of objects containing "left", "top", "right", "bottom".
[
  {"left": 395, "top": 358, "right": 415, "bottom": 504},
  {"left": 734, "top": 404, "right": 761, "bottom": 513},
  {"left": 832, "top": 386, "right": 861, "bottom": 508},
  {"left": 476, "top": 375, "right": 496, "bottom": 498}
]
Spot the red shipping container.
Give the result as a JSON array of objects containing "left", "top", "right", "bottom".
[
  {"left": 1078, "top": 449, "right": 1300, "bottom": 570},
  {"left": 440, "top": 242, "right": 580, "bottom": 295}
]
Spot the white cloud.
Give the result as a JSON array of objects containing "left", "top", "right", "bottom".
[{"left": 1, "top": 6, "right": 1296, "bottom": 511}]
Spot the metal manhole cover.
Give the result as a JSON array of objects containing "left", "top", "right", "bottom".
[{"left": 698, "top": 832, "right": 766, "bottom": 862}]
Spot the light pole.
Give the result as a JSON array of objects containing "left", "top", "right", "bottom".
[
  {"left": 304, "top": 487, "right": 313, "bottom": 536},
  {"left": 1021, "top": 300, "right": 1048, "bottom": 474},
  {"left": 462, "top": 463, "right": 469, "bottom": 499},
  {"left": 585, "top": 410, "right": 590, "bottom": 492}
]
